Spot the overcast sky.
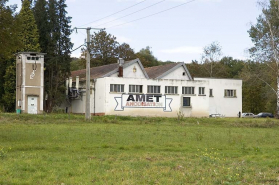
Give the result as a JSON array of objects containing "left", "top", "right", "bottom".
[{"left": 8, "top": 0, "right": 262, "bottom": 63}]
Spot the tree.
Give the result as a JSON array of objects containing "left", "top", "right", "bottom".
[
  {"left": 18, "top": 0, "right": 40, "bottom": 52},
  {"left": 201, "top": 41, "right": 225, "bottom": 77},
  {"left": 117, "top": 43, "right": 136, "bottom": 61},
  {"left": 41, "top": 0, "right": 73, "bottom": 112},
  {"left": 33, "top": 0, "right": 73, "bottom": 112},
  {"left": 0, "top": 1, "right": 22, "bottom": 111},
  {"left": 33, "top": 0, "right": 49, "bottom": 53},
  {"left": 89, "top": 30, "right": 119, "bottom": 66},
  {"left": 0, "top": 1, "right": 22, "bottom": 60},
  {"left": 136, "top": 46, "right": 159, "bottom": 67},
  {"left": 248, "top": 0, "right": 279, "bottom": 116}
]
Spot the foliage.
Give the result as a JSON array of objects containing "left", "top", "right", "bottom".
[
  {"left": 117, "top": 43, "right": 137, "bottom": 61},
  {"left": 248, "top": 0, "right": 279, "bottom": 115},
  {"left": 18, "top": 0, "right": 40, "bottom": 52},
  {"left": 89, "top": 30, "right": 120, "bottom": 66},
  {"left": 0, "top": 114, "right": 279, "bottom": 184},
  {"left": 136, "top": 46, "right": 159, "bottom": 67},
  {"left": 34, "top": 0, "right": 73, "bottom": 112},
  {"left": 2, "top": 60, "right": 16, "bottom": 112},
  {"left": 0, "top": 1, "right": 22, "bottom": 60}
]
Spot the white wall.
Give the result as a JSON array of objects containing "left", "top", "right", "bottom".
[{"left": 69, "top": 77, "right": 242, "bottom": 118}]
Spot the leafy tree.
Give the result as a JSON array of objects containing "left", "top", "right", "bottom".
[
  {"left": 117, "top": 43, "right": 136, "bottom": 61},
  {"left": 201, "top": 42, "right": 225, "bottom": 77},
  {"left": 18, "top": 0, "right": 40, "bottom": 52},
  {"left": 0, "top": 1, "right": 22, "bottom": 60},
  {"left": 33, "top": 0, "right": 49, "bottom": 53},
  {"left": 2, "top": 59, "right": 16, "bottom": 112},
  {"left": 248, "top": 0, "right": 279, "bottom": 115},
  {"left": 136, "top": 46, "right": 159, "bottom": 67},
  {"left": 89, "top": 30, "right": 119, "bottom": 66},
  {"left": 40, "top": 0, "right": 73, "bottom": 112}
]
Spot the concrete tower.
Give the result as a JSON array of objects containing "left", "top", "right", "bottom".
[{"left": 16, "top": 52, "right": 46, "bottom": 114}]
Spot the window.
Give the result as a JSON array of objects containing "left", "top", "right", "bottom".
[
  {"left": 147, "top": 85, "right": 161, "bottom": 94},
  {"left": 199, "top": 87, "right": 205, "bottom": 95},
  {"left": 224, "top": 89, "right": 236, "bottom": 97},
  {"left": 165, "top": 86, "right": 178, "bottom": 94},
  {"left": 209, "top": 89, "right": 213, "bottom": 97},
  {"left": 182, "top": 87, "right": 195, "bottom": 95},
  {"left": 129, "top": 85, "right": 143, "bottom": 93},
  {"left": 110, "top": 84, "right": 124, "bottom": 93},
  {"left": 182, "top": 97, "right": 191, "bottom": 107}
]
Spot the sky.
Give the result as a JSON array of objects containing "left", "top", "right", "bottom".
[{"left": 7, "top": 0, "right": 262, "bottom": 63}]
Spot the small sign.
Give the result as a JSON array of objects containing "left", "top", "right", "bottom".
[{"left": 114, "top": 94, "right": 172, "bottom": 112}]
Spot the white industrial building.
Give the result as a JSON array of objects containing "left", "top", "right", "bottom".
[{"left": 67, "top": 58, "right": 242, "bottom": 117}]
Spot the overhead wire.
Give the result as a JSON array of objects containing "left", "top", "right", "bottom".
[
  {"left": 78, "top": 0, "right": 148, "bottom": 27},
  {"left": 94, "top": 0, "right": 166, "bottom": 27},
  {"left": 106, "top": 0, "right": 197, "bottom": 29}
]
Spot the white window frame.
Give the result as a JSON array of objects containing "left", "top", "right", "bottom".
[
  {"left": 165, "top": 86, "right": 178, "bottom": 94},
  {"left": 224, "top": 89, "right": 236, "bottom": 97},
  {"left": 147, "top": 85, "right": 161, "bottom": 94},
  {"left": 129, "top": 85, "right": 143, "bottom": 93},
  {"left": 110, "top": 84, "right": 124, "bottom": 93},
  {"left": 199, "top": 87, "right": 205, "bottom": 95},
  {"left": 182, "top": 86, "right": 195, "bottom": 95}
]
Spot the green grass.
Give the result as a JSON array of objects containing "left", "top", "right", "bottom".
[{"left": 1, "top": 113, "right": 279, "bottom": 184}]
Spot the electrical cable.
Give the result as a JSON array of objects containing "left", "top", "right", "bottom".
[
  {"left": 78, "top": 0, "right": 148, "bottom": 27},
  {"left": 106, "top": 0, "right": 196, "bottom": 29},
  {"left": 95, "top": 0, "right": 165, "bottom": 27}
]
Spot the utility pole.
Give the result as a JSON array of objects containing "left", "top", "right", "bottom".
[
  {"left": 73, "top": 27, "right": 102, "bottom": 121},
  {"left": 86, "top": 28, "right": 91, "bottom": 121}
]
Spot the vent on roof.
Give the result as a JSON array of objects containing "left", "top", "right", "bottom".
[{"left": 183, "top": 72, "right": 186, "bottom": 76}]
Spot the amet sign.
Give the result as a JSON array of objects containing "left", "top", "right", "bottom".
[{"left": 114, "top": 94, "right": 172, "bottom": 112}]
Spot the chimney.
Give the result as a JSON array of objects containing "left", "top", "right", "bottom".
[
  {"left": 118, "top": 58, "right": 124, "bottom": 77},
  {"left": 76, "top": 76, "right": 79, "bottom": 90}
]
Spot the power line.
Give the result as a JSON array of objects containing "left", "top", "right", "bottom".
[
  {"left": 106, "top": 0, "right": 197, "bottom": 29},
  {"left": 71, "top": 44, "right": 86, "bottom": 53},
  {"left": 95, "top": 0, "right": 165, "bottom": 27},
  {"left": 79, "top": 0, "right": 148, "bottom": 27}
]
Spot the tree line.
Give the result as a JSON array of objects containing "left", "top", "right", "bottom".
[{"left": 1, "top": 0, "right": 278, "bottom": 114}]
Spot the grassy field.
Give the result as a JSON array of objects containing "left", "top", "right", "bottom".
[{"left": 0, "top": 113, "right": 279, "bottom": 184}]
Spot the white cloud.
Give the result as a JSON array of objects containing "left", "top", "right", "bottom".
[{"left": 160, "top": 46, "right": 203, "bottom": 54}]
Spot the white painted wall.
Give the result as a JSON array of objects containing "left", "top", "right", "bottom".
[
  {"left": 161, "top": 66, "right": 190, "bottom": 80},
  {"left": 69, "top": 77, "right": 242, "bottom": 118}
]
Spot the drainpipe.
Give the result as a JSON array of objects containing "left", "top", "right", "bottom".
[
  {"left": 66, "top": 78, "right": 69, "bottom": 96},
  {"left": 76, "top": 76, "right": 79, "bottom": 90},
  {"left": 93, "top": 79, "right": 96, "bottom": 116}
]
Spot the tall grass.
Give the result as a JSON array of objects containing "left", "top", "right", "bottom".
[{"left": 0, "top": 113, "right": 279, "bottom": 184}]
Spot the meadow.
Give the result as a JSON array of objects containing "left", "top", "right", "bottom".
[{"left": 0, "top": 113, "right": 279, "bottom": 184}]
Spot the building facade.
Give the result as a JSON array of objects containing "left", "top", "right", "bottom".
[
  {"left": 16, "top": 52, "right": 45, "bottom": 114},
  {"left": 67, "top": 59, "right": 242, "bottom": 117}
]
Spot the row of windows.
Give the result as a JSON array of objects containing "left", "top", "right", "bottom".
[{"left": 110, "top": 84, "right": 237, "bottom": 97}]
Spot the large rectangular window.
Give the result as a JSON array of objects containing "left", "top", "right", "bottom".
[
  {"left": 165, "top": 86, "right": 178, "bottom": 94},
  {"left": 182, "top": 87, "right": 195, "bottom": 95},
  {"left": 129, "top": 85, "right": 143, "bottom": 93},
  {"left": 224, "top": 89, "right": 236, "bottom": 97},
  {"left": 199, "top": 87, "right": 205, "bottom": 95},
  {"left": 147, "top": 85, "right": 161, "bottom": 94},
  {"left": 110, "top": 84, "right": 124, "bottom": 93},
  {"left": 182, "top": 97, "right": 191, "bottom": 107}
]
